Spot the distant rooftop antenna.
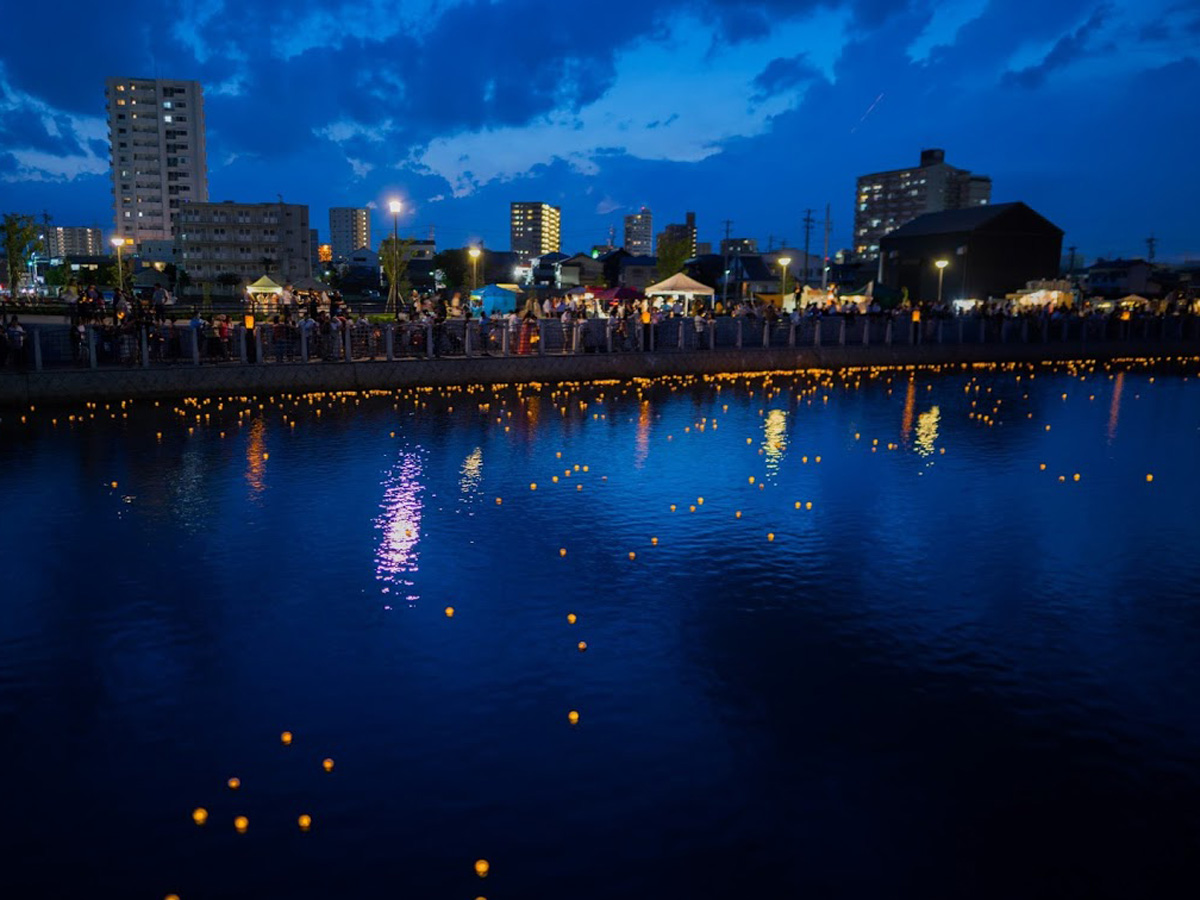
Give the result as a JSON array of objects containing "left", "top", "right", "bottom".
[{"left": 1146, "top": 234, "right": 1156, "bottom": 262}]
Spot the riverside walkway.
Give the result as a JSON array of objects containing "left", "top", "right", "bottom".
[{"left": 1, "top": 313, "right": 1197, "bottom": 404}]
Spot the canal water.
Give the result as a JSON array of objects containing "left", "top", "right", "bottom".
[{"left": 2, "top": 363, "right": 1200, "bottom": 899}]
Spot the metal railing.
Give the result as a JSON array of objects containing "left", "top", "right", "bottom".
[{"left": 6, "top": 312, "right": 1198, "bottom": 374}]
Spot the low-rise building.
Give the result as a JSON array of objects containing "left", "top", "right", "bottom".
[{"left": 175, "top": 201, "right": 312, "bottom": 284}]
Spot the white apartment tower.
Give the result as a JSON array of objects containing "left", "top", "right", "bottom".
[
  {"left": 42, "top": 226, "right": 104, "bottom": 258},
  {"left": 329, "top": 207, "right": 371, "bottom": 261},
  {"left": 624, "top": 207, "right": 653, "bottom": 255},
  {"left": 106, "top": 77, "right": 208, "bottom": 247},
  {"left": 510, "top": 202, "right": 561, "bottom": 261}
]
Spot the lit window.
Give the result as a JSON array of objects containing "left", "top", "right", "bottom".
[{"left": 164, "top": 115, "right": 172, "bottom": 123}]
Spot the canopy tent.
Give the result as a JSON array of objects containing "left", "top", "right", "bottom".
[
  {"left": 291, "top": 276, "right": 331, "bottom": 293},
  {"left": 247, "top": 274, "right": 283, "bottom": 295},
  {"left": 595, "top": 286, "right": 644, "bottom": 303},
  {"left": 645, "top": 272, "right": 714, "bottom": 313},
  {"left": 1119, "top": 294, "right": 1150, "bottom": 307},
  {"left": 470, "top": 283, "right": 523, "bottom": 315}
]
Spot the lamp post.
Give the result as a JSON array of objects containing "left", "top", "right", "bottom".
[
  {"left": 387, "top": 199, "right": 402, "bottom": 316},
  {"left": 778, "top": 256, "right": 791, "bottom": 310},
  {"left": 111, "top": 236, "right": 126, "bottom": 322},
  {"left": 469, "top": 246, "right": 481, "bottom": 291},
  {"left": 935, "top": 259, "right": 949, "bottom": 306}
]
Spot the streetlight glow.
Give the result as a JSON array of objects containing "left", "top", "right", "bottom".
[
  {"left": 934, "top": 259, "right": 949, "bottom": 305},
  {"left": 935, "top": 259, "right": 949, "bottom": 270},
  {"left": 469, "top": 246, "right": 481, "bottom": 291},
  {"left": 111, "top": 237, "right": 124, "bottom": 248},
  {"left": 388, "top": 199, "right": 402, "bottom": 215},
  {"left": 778, "top": 257, "right": 791, "bottom": 308}
]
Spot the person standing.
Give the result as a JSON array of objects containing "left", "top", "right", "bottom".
[{"left": 6, "top": 315, "right": 27, "bottom": 370}]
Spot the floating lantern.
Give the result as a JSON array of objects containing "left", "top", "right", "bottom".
[
  {"left": 298, "top": 814, "right": 312, "bottom": 831},
  {"left": 475, "top": 860, "right": 490, "bottom": 878},
  {"left": 651, "top": 537, "right": 658, "bottom": 546},
  {"left": 559, "top": 548, "right": 567, "bottom": 557},
  {"left": 234, "top": 816, "right": 248, "bottom": 833},
  {"left": 628, "top": 551, "right": 636, "bottom": 560},
  {"left": 445, "top": 607, "right": 455, "bottom": 617},
  {"left": 568, "top": 710, "right": 580, "bottom": 725},
  {"left": 281, "top": 731, "right": 293, "bottom": 745},
  {"left": 567, "top": 613, "right": 577, "bottom": 624},
  {"left": 322, "top": 758, "right": 335, "bottom": 772},
  {"left": 767, "top": 533, "right": 775, "bottom": 542},
  {"left": 192, "top": 807, "right": 208, "bottom": 826},
  {"left": 1146, "top": 474, "right": 1154, "bottom": 482},
  {"left": 227, "top": 777, "right": 240, "bottom": 790},
  {"left": 530, "top": 483, "right": 537, "bottom": 490},
  {"left": 578, "top": 641, "right": 588, "bottom": 652}
]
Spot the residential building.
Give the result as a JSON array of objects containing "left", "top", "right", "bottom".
[
  {"left": 855, "top": 148, "right": 990, "bottom": 260},
  {"left": 105, "top": 77, "right": 208, "bottom": 246},
  {"left": 721, "top": 237, "right": 758, "bottom": 256},
  {"left": 879, "top": 202, "right": 1063, "bottom": 303},
  {"left": 175, "top": 201, "right": 312, "bottom": 284},
  {"left": 557, "top": 253, "right": 605, "bottom": 288},
  {"left": 42, "top": 226, "right": 103, "bottom": 258},
  {"left": 310, "top": 229, "right": 320, "bottom": 270},
  {"left": 657, "top": 212, "right": 697, "bottom": 258},
  {"left": 530, "top": 251, "right": 570, "bottom": 287},
  {"left": 619, "top": 255, "right": 658, "bottom": 289},
  {"left": 624, "top": 207, "right": 653, "bottom": 255},
  {"left": 725, "top": 255, "right": 779, "bottom": 299},
  {"left": 1085, "top": 259, "right": 1161, "bottom": 298},
  {"left": 696, "top": 241, "right": 712, "bottom": 256},
  {"left": 511, "top": 202, "right": 561, "bottom": 261},
  {"left": 329, "top": 207, "right": 371, "bottom": 261}
]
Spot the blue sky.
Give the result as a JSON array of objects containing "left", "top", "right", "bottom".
[{"left": 0, "top": 0, "right": 1197, "bottom": 261}]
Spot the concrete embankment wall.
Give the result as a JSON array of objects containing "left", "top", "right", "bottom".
[{"left": 0, "top": 341, "right": 1195, "bottom": 405}]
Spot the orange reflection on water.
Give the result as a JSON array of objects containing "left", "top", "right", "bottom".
[
  {"left": 245, "top": 418, "right": 266, "bottom": 494},
  {"left": 374, "top": 452, "right": 425, "bottom": 604},
  {"left": 900, "top": 378, "right": 916, "bottom": 444},
  {"left": 1107, "top": 372, "right": 1124, "bottom": 442},
  {"left": 634, "top": 400, "right": 652, "bottom": 469}
]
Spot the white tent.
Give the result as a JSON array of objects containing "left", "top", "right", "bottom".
[{"left": 644, "top": 272, "right": 714, "bottom": 312}]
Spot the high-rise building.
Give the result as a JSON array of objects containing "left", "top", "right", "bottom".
[
  {"left": 854, "top": 148, "right": 991, "bottom": 259},
  {"left": 510, "top": 202, "right": 561, "bottom": 261},
  {"left": 175, "top": 201, "right": 311, "bottom": 283},
  {"left": 105, "top": 77, "right": 208, "bottom": 246},
  {"left": 329, "top": 207, "right": 371, "bottom": 261},
  {"left": 42, "top": 226, "right": 103, "bottom": 258},
  {"left": 624, "top": 207, "right": 653, "bottom": 255},
  {"left": 657, "top": 211, "right": 697, "bottom": 258}
]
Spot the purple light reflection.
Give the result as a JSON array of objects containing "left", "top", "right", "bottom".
[{"left": 374, "top": 450, "right": 425, "bottom": 605}]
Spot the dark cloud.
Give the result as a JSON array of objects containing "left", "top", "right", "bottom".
[
  {"left": 1002, "top": 5, "right": 1113, "bottom": 89},
  {"left": 751, "top": 54, "right": 820, "bottom": 102}
]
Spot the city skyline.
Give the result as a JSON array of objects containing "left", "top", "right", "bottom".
[{"left": 0, "top": 0, "right": 1197, "bottom": 261}]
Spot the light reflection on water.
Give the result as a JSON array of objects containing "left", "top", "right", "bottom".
[{"left": 373, "top": 448, "right": 425, "bottom": 604}]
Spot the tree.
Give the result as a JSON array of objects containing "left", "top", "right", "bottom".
[
  {"left": 432, "top": 249, "right": 470, "bottom": 293},
  {"left": 2, "top": 213, "right": 42, "bottom": 296},
  {"left": 655, "top": 236, "right": 690, "bottom": 281},
  {"left": 380, "top": 235, "right": 414, "bottom": 313}
]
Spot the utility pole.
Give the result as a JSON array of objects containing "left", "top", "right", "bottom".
[
  {"left": 1146, "top": 234, "right": 1156, "bottom": 262},
  {"left": 801, "top": 208, "right": 815, "bottom": 287},
  {"left": 767, "top": 234, "right": 774, "bottom": 252},
  {"left": 1067, "top": 245, "right": 1077, "bottom": 274},
  {"left": 821, "top": 204, "right": 831, "bottom": 290},
  {"left": 721, "top": 219, "right": 733, "bottom": 310}
]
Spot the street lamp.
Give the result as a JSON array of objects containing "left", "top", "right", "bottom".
[
  {"left": 387, "top": 199, "right": 402, "bottom": 315},
  {"left": 935, "top": 259, "right": 949, "bottom": 306},
  {"left": 111, "top": 236, "right": 126, "bottom": 318},
  {"left": 778, "top": 256, "right": 792, "bottom": 310},
  {"left": 469, "top": 246, "right": 481, "bottom": 291}
]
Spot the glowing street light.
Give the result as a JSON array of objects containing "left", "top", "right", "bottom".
[
  {"left": 387, "top": 199, "right": 402, "bottom": 315},
  {"left": 935, "top": 258, "right": 949, "bottom": 306},
  {"left": 111, "top": 236, "right": 126, "bottom": 315},
  {"left": 778, "top": 256, "right": 791, "bottom": 309},
  {"left": 469, "top": 246, "right": 481, "bottom": 291}
]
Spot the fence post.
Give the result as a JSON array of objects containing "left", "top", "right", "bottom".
[
  {"left": 33, "top": 328, "right": 43, "bottom": 372},
  {"left": 977, "top": 317, "right": 984, "bottom": 343},
  {"left": 538, "top": 319, "right": 546, "bottom": 355},
  {"left": 863, "top": 318, "right": 871, "bottom": 347},
  {"left": 937, "top": 320, "right": 944, "bottom": 344},
  {"left": 1022, "top": 319, "right": 1029, "bottom": 343},
  {"left": 344, "top": 326, "right": 353, "bottom": 362},
  {"left": 190, "top": 327, "right": 200, "bottom": 365},
  {"left": 957, "top": 317, "right": 964, "bottom": 344},
  {"left": 606, "top": 319, "right": 614, "bottom": 353},
  {"left": 426, "top": 321, "right": 434, "bottom": 359},
  {"left": 1000, "top": 319, "right": 1007, "bottom": 343},
  {"left": 88, "top": 326, "right": 97, "bottom": 368},
  {"left": 578, "top": 321, "right": 586, "bottom": 354},
  {"left": 708, "top": 320, "right": 715, "bottom": 351},
  {"left": 839, "top": 318, "right": 846, "bottom": 346},
  {"left": 301, "top": 325, "right": 309, "bottom": 362},
  {"left": 814, "top": 318, "right": 822, "bottom": 347},
  {"left": 385, "top": 324, "right": 394, "bottom": 361},
  {"left": 140, "top": 326, "right": 150, "bottom": 368},
  {"left": 885, "top": 319, "right": 892, "bottom": 345},
  {"left": 763, "top": 320, "right": 770, "bottom": 349},
  {"left": 1061, "top": 319, "right": 1068, "bottom": 342},
  {"left": 255, "top": 326, "right": 265, "bottom": 365},
  {"left": 503, "top": 323, "right": 511, "bottom": 357},
  {"left": 238, "top": 326, "right": 248, "bottom": 363},
  {"left": 679, "top": 321, "right": 687, "bottom": 351},
  {"left": 736, "top": 318, "right": 743, "bottom": 349},
  {"left": 788, "top": 322, "right": 796, "bottom": 348},
  {"left": 464, "top": 322, "right": 473, "bottom": 358}
]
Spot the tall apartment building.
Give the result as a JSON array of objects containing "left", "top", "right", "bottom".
[
  {"left": 657, "top": 211, "right": 697, "bottom": 258},
  {"left": 175, "top": 201, "right": 312, "bottom": 283},
  {"left": 42, "top": 226, "right": 103, "bottom": 258},
  {"left": 510, "top": 202, "right": 561, "bottom": 261},
  {"left": 105, "top": 77, "right": 208, "bottom": 246},
  {"left": 329, "top": 207, "right": 371, "bottom": 261},
  {"left": 854, "top": 148, "right": 990, "bottom": 259},
  {"left": 624, "top": 207, "right": 653, "bottom": 255}
]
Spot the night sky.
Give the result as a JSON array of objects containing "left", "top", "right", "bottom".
[{"left": 0, "top": 0, "right": 1196, "bottom": 261}]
